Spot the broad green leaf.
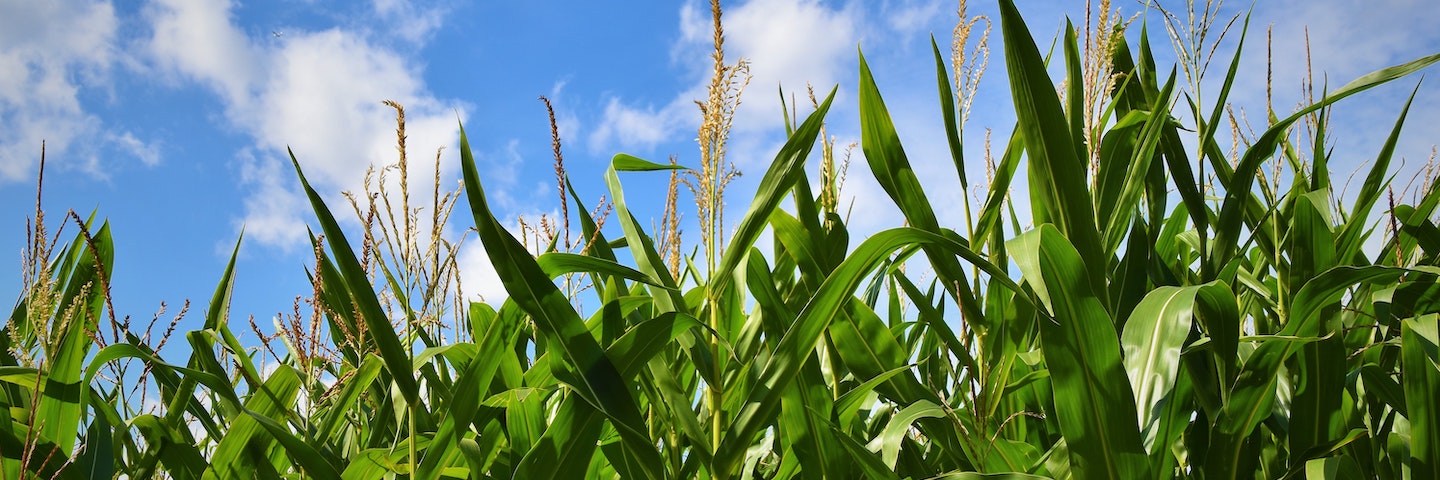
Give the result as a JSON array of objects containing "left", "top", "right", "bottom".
[
  {"left": 1304, "top": 455, "right": 1365, "bottom": 480},
  {"left": 998, "top": 0, "right": 1107, "bottom": 301},
  {"left": 930, "top": 473, "right": 1051, "bottom": 480},
  {"left": 777, "top": 357, "right": 845, "bottom": 479},
  {"left": 132, "top": 414, "right": 205, "bottom": 479},
  {"left": 417, "top": 301, "right": 515, "bottom": 479},
  {"left": 35, "top": 219, "right": 110, "bottom": 458},
  {"left": 603, "top": 155, "right": 687, "bottom": 313},
  {"left": 537, "top": 252, "right": 673, "bottom": 290},
  {"left": 931, "top": 35, "right": 968, "bottom": 191},
  {"left": 1008, "top": 224, "right": 1148, "bottom": 479},
  {"left": 1207, "top": 265, "right": 1440, "bottom": 477},
  {"left": 74, "top": 402, "right": 117, "bottom": 480},
  {"left": 317, "top": 354, "right": 383, "bottom": 442},
  {"left": 605, "top": 312, "right": 704, "bottom": 378},
  {"left": 205, "top": 364, "right": 307, "bottom": 480},
  {"left": 1121, "top": 282, "right": 1231, "bottom": 452},
  {"left": 1337, "top": 84, "right": 1420, "bottom": 262},
  {"left": 1100, "top": 69, "right": 1177, "bottom": 255},
  {"left": 1402, "top": 314, "right": 1440, "bottom": 479},
  {"left": 828, "top": 422, "right": 902, "bottom": 480},
  {"left": 514, "top": 394, "right": 605, "bottom": 479},
  {"left": 244, "top": 402, "right": 343, "bottom": 480},
  {"left": 873, "top": 400, "right": 947, "bottom": 469}
]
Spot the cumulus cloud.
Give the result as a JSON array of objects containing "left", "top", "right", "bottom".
[
  {"left": 0, "top": 0, "right": 156, "bottom": 180},
  {"left": 683, "top": 0, "right": 860, "bottom": 127},
  {"left": 146, "top": 0, "right": 261, "bottom": 107},
  {"left": 234, "top": 148, "right": 309, "bottom": 247},
  {"left": 145, "top": 0, "right": 465, "bottom": 248}
]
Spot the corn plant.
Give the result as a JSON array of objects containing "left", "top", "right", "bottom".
[{"left": 4, "top": 0, "right": 1440, "bottom": 478}]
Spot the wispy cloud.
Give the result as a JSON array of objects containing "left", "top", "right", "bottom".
[
  {"left": 109, "top": 131, "right": 163, "bottom": 167},
  {"left": 371, "top": 0, "right": 448, "bottom": 45},
  {"left": 588, "top": 97, "right": 685, "bottom": 153},
  {"left": 880, "top": 0, "right": 947, "bottom": 36}
]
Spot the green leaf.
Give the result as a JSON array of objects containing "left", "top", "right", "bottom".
[
  {"left": 1121, "top": 282, "right": 1231, "bottom": 453},
  {"left": 712, "top": 87, "right": 836, "bottom": 298},
  {"left": 1207, "top": 265, "right": 1440, "bottom": 476},
  {"left": 36, "top": 218, "right": 111, "bottom": 457},
  {"left": 132, "top": 414, "right": 205, "bottom": 478},
  {"left": 1099, "top": 69, "right": 1177, "bottom": 255},
  {"left": 998, "top": 0, "right": 1107, "bottom": 301},
  {"left": 932, "top": 35, "right": 968, "bottom": 191},
  {"left": 859, "top": 48, "right": 985, "bottom": 328},
  {"left": 316, "top": 354, "right": 383, "bottom": 442},
  {"left": 1008, "top": 224, "right": 1148, "bottom": 479},
  {"left": 417, "top": 301, "right": 515, "bottom": 479},
  {"left": 205, "top": 364, "right": 308, "bottom": 479},
  {"left": 244, "top": 403, "right": 343, "bottom": 480},
  {"left": 1210, "top": 53, "right": 1440, "bottom": 277},
  {"left": 875, "top": 400, "right": 947, "bottom": 469},
  {"left": 459, "top": 125, "right": 662, "bottom": 479},
  {"left": 828, "top": 422, "right": 902, "bottom": 480},
  {"left": 1337, "top": 83, "right": 1421, "bottom": 262},
  {"left": 713, "top": 227, "right": 1024, "bottom": 477},
  {"left": 605, "top": 312, "right": 704, "bottom": 378},
  {"left": 1402, "top": 314, "right": 1440, "bottom": 479},
  {"left": 930, "top": 472, "right": 1052, "bottom": 480},
  {"left": 291, "top": 152, "right": 420, "bottom": 404},
  {"left": 604, "top": 156, "right": 687, "bottom": 313},
  {"left": 537, "top": 252, "right": 673, "bottom": 290},
  {"left": 514, "top": 394, "right": 605, "bottom": 479}
]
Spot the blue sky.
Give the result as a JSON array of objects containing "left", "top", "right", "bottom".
[{"left": 3, "top": 0, "right": 1438, "bottom": 342}]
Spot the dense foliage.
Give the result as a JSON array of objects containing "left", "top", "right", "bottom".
[{"left": 5, "top": 0, "right": 1440, "bottom": 478}]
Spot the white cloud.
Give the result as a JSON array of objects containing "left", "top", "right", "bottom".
[
  {"left": 234, "top": 149, "right": 309, "bottom": 248},
  {"left": 683, "top": 0, "right": 861, "bottom": 130},
  {"left": 109, "top": 132, "right": 162, "bottom": 167},
  {"left": 1254, "top": 0, "right": 1440, "bottom": 87},
  {"left": 588, "top": 97, "right": 684, "bottom": 152},
  {"left": 590, "top": 0, "right": 861, "bottom": 154},
  {"left": 0, "top": 0, "right": 119, "bottom": 180},
  {"left": 880, "top": 0, "right": 946, "bottom": 37},
  {"left": 372, "top": 0, "right": 447, "bottom": 45},
  {"left": 456, "top": 238, "right": 507, "bottom": 304},
  {"left": 146, "top": 0, "right": 261, "bottom": 109},
  {"left": 454, "top": 206, "right": 565, "bottom": 304},
  {"left": 145, "top": 0, "right": 466, "bottom": 248}
]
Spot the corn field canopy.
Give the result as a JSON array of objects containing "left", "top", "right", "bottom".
[{"left": 5, "top": 0, "right": 1440, "bottom": 478}]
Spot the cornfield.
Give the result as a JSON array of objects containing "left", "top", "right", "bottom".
[{"left": 5, "top": 0, "right": 1439, "bottom": 478}]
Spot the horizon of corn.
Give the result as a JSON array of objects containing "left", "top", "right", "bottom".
[{"left": 3, "top": 0, "right": 1440, "bottom": 479}]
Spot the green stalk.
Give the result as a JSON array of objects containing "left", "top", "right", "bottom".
[{"left": 706, "top": 169, "right": 725, "bottom": 475}]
